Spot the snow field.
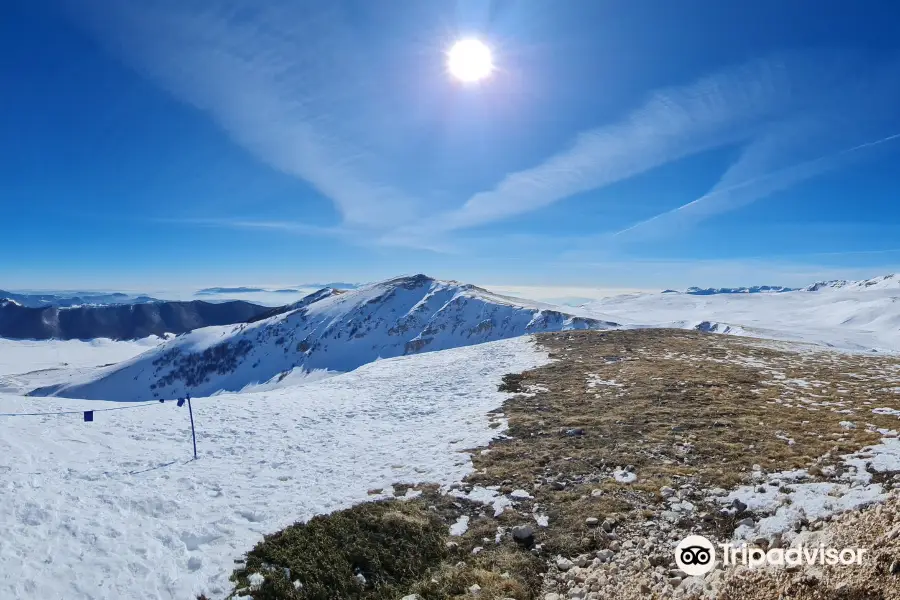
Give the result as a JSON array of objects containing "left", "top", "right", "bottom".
[{"left": 0, "top": 336, "right": 549, "bottom": 600}]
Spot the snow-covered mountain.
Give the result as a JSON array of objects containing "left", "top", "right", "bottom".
[
  {"left": 0, "top": 299, "right": 272, "bottom": 341},
  {"left": 34, "top": 275, "right": 617, "bottom": 401},
  {"left": 803, "top": 273, "right": 899, "bottom": 291},
  {"left": 680, "top": 285, "right": 796, "bottom": 295},
  {"left": 0, "top": 290, "right": 159, "bottom": 308},
  {"left": 580, "top": 273, "right": 900, "bottom": 353}
]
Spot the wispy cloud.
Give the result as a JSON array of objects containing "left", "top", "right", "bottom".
[
  {"left": 423, "top": 56, "right": 806, "bottom": 232},
  {"left": 157, "top": 217, "right": 347, "bottom": 238},
  {"left": 66, "top": 1, "right": 422, "bottom": 228},
  {"left": 612, "top": 56, "right": 900, "bottom": 242},
  {"left": 385, "top": 51, "right": 900, "bottom": 250},
  {"left": 614, "top": 130, "right": 900, "bottom": 241}
]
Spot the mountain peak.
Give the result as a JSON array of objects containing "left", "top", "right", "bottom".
[{"left": 35, "top": 276, "right": 618, "bottom": 401}]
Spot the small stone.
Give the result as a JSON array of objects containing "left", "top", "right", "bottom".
[
  {"left": 557, "top": 557, "right": 575, "bottom": 571},
  {"left": 469, "top": 583, "right": 482, "bottom": 596},
  {"left": 596, "top": 549, "right": 614, "bottom": 561},
  {"left": 660, "top": 486, "right": 676, "bottom": 498},
  {"left": 512, "top": 524, "right": 534, "bottom": 542},
  {"left": 753, "top": 536, "right": 769, "bottom": 548},
  {"left": 591, "top": 489, "right": 603, "bottom": 498},
  {"left": 732, "top": 499, "right": 748, "bottom": 513},
  {"left": 586, "top": 517, "right": 600, "bottom": 527}
]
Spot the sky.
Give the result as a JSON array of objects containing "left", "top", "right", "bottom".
[{"left": 3, "top": 0, "right": 900, "bottom": 294}]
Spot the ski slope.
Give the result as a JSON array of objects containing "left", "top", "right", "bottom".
[
  {"left": 0, "top": 337, "right": 548, "bottom": 600},
  {"left": 35, "top": 275, "right": 616, "bottom": 402}
]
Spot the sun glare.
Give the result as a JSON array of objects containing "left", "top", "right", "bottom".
[{"left": 447, "top": 39, "right": 493, "bottom": 83}]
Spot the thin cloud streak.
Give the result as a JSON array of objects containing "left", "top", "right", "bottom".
[
  {"left": 614, "top": 130, "right": 900, "bottom": 240},
  {"left": 426, "top": 56, "right": 805, "bottom": 231},
  {"left": 160, "top": 217, "right": 348, "bottom": 238}
]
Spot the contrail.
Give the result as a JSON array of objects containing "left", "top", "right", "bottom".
[{"left": 614, "top": 130, "right": 900, "bottom": 237}]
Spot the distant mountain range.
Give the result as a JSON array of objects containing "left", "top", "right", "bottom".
[
  {"left": 195, "top": 282, "right": 359, "bottom": 296},
  {"left": 33, "top": 275, "right": 618, "bottom": 401},
  {"left": 0, "top": 290, "right": 159, "bottom": 308},
  {"left": 662, "top": 285, "right": 797, "bottom": 295},
  {"left": 0, "top": 300, "right": 271, "bottom": 341},
  {"left": 659, "top": 274, "right": 898, "bottom": 295}
]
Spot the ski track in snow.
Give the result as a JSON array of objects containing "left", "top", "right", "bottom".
[{"left": 0, "top": 337, "right": 548, "bottom": 600}]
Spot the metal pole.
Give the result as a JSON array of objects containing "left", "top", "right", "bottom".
[{"left": 187, "top": 395, "right": 197, "bottom": 460}]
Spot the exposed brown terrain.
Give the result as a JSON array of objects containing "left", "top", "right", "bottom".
[{"left": 226, "top": 329, "right": 900, "bottom": 600}]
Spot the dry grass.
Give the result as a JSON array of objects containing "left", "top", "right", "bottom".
[{"left": 471, "top": 329, "right": 900, "bottom": 554}]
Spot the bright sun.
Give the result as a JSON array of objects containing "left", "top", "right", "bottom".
[{"left": 447, "top": 39, "right": 493, "bottom": 83}]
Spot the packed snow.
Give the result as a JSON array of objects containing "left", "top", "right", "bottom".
[{"left": 0, "top": 337, "right": 548, "bottom": 600}]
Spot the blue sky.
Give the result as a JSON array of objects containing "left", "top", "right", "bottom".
[{"left": 3, "top": 0, "right": 900, "bottom": 293}]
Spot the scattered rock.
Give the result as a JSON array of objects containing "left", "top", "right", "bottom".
[{"left": 512, "top": 523, "right": 534, "bottom": 543}]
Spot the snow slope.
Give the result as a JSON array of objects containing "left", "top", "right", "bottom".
[
  {"left": 0, "top": 337, "right": 548, "bottom": 600},
  {"left": 0, "top": 337, "right": 164, "bottom": 394},
  {"left": 35, "top": 275, "right": 617, "bottom": 401},
  {"left": 581, "top": 274, "right": 900, "bottom": 352},
  {"left": 804, "top": 273, "right": 900, "bottom": 291}
]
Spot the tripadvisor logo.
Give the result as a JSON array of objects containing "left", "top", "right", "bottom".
[
  {"left": 675, "top": 535, "right": 717, "bottom": 576},
  {"left": 675, "top": 535, "right": 868, "bottom": 576}
]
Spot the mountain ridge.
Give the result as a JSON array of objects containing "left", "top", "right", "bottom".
[
  {"left": 0, "top": 300, "right": 272, "bottom": 341},
  {"left": 32, "top": 275, "right": 618, "bottom": 401}
]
